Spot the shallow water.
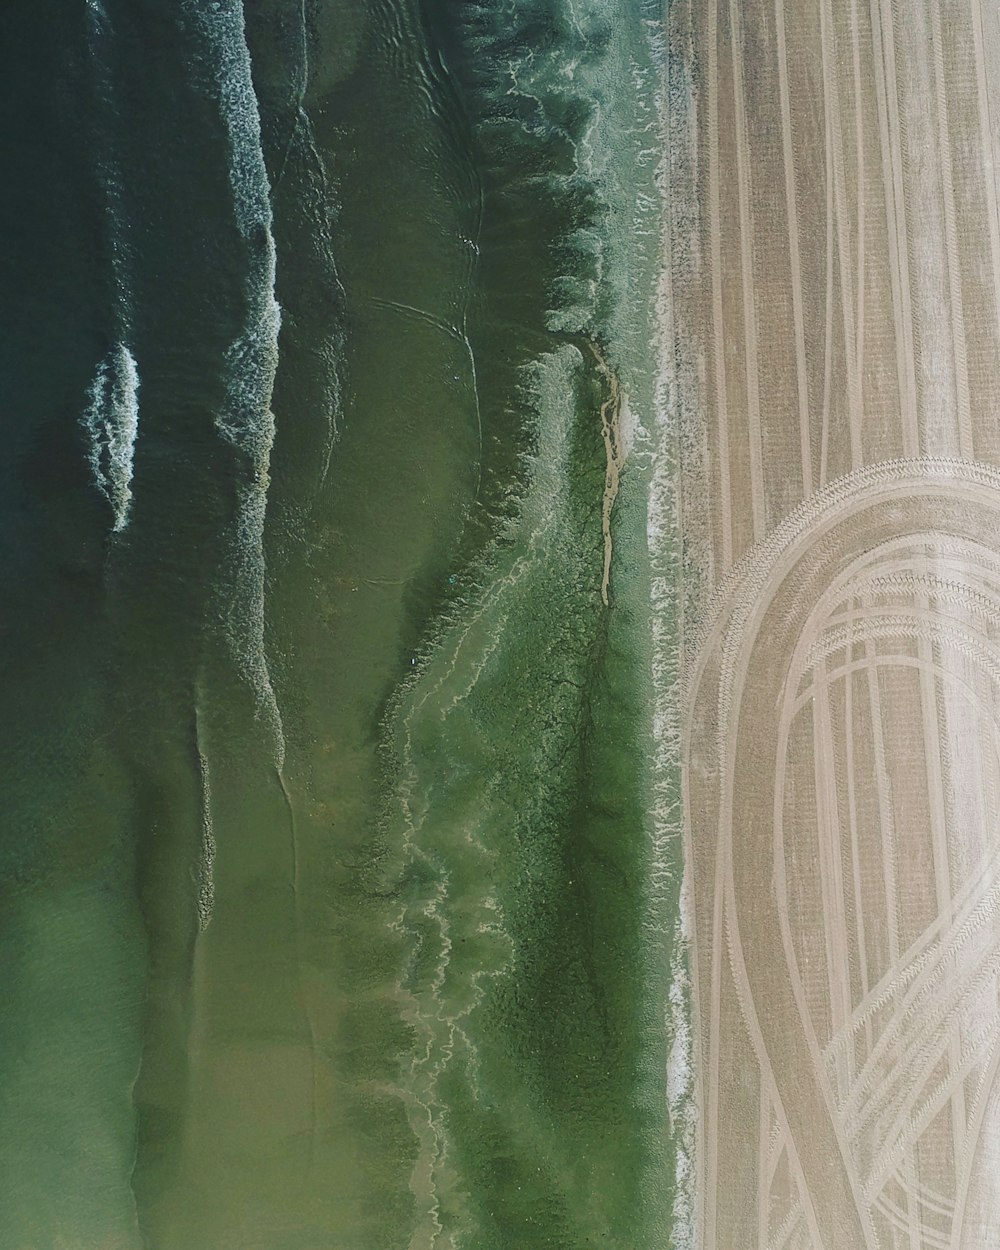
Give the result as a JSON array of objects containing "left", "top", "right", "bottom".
[{"left": 0, "top": 2, "right": 684, "bottom": 1246}]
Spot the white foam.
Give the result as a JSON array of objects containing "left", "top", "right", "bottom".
[
  {"left": 193, "top": 0, "right": 280, "bottom": 458},
  {"left": 81, "top": 343, "right": 140, "bottom": 533},
  {"left": 81, "top": 4, "right": 142, "bottom": 537},
  {"left": 642, "top": 10, "right": 698, "bottom": 1246},
  {"left": 85, "top": 0, "right": 137, "bottom": 340},
  {"left": 196, "top": 744, "right": 216, "bottom": 932},
  {"left": 189, "top": 0, "right": 286, "bottom": 767}
]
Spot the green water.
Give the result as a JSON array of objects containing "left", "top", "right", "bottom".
[{"left": 0, "top": 1, "right": 683, "bottom": 1247}]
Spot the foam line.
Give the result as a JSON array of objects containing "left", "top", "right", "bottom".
[{"left": 81, "top": 343, "right": 140, "bottom": 533}]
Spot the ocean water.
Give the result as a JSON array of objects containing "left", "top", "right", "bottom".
[{"left": 0, "top": 2, "right": 684, "bottom": 1248}]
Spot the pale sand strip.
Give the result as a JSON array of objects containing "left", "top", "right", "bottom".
[
  {"left": 869, "top": 0, "right": 919, "bottom": 454},
  {"left": 811, "top": 663, "right": 854, "bottom": 1093},
  {"left": 726, "top": 0, "right": 765, "bottom": 539},
  {"left": 844, "top": 657, "right": 874, "bottom": 1065},
  {"left": 929, "top": 0, "right": 974, "bottom": 457},
  {"left": 850, "top": 0, "right": 867, "bottom": 426},
  {"left": 705, "top": 0, "right": 734, "bottom": 571},
  {"left": 915, "top": 562, "right": 968, "bottom": 1166},
  {"left": 774, "top": 0, "right": 813, "bottom": 499},
  {"left": 969, "top": 0, "right": 1000, "bottom": 344},
  {"left": 819, "top": 0, "right": 862, "bottom": 469}
]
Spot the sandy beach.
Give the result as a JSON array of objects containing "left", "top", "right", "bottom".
[{"left": 670, "top": 0, "right": 1000, "bottom": 1244}]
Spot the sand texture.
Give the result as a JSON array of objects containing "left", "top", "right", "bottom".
[{"left": 670, "top": 0, "right": 1000, "bottom": 1244}]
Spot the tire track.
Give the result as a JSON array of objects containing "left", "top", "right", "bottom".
[
  {"left": 820, "top": 0, "right": 862, "bottom": 468},
  {"left": 869, "top": 0, "right": 919, "bottom": 452},
  {"left": 774, "top": 0, "right": 813, "bottom": 498},
  {"left": 850, "top": 0, "right": 867, "bottom": 426},
  {"left": 929, "top": 0, "right": 974, "bottom": 457},
  {"left": 706, "top": 0, "right": 734, "bottom": 573},
  {"left": 812, "top": 661, "right": 855, "bottom": 1093},
  {"left": 727, "top": 0, "right": 765, "bottom": 540},
  {"left": 687, "top": 462, "right": 1000, "bottom": 1245},
  {"left": 969, "top": 0, "right": 1000, "bottom": 351}
]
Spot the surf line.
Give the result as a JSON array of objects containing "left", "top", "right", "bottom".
[
  {"left": 188, "top": 0, "right": 324, "bottom": 1160},
  {"left": 81, "top": 344, "right": 140, "bottom": 533},
  {"left": 588, "top": 339, "right": 624, "bottom": 607},
  {"left": 188, "top": 0, "right": 289, "bottom": 770},
  {"left": 193, "top": 696, "right": 216, "bottom": 932},
  {"left": 81, "top": 1, "right": 140, "bottom": 535}
]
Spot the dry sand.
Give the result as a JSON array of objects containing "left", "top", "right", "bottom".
[{"left": 670, "top": 1, "right": 1000, "bottom": 1244}]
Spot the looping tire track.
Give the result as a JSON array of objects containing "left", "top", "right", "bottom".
[{"left": 686, "top": 460, "right": 1000, "bottom": 1247}]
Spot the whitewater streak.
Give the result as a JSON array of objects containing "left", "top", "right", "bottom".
[
  {"left": 188, "top": 0, "right": 286, "bottom": 767},
  {"left": 637, "top": 10, "right": 697, "bottom": 1246},
  {"left": 81, "top": 344, "right": 140, "bottom": 533},
  {"left": 195, "top": 700, "right": 216, "bottom": 933},
  {"left": 82, "top": 1, "right": 140, "bottom": 536}
]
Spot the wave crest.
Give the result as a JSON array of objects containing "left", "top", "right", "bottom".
[{"left": 81, "top": 343, "right": 140, "bottom": 533}]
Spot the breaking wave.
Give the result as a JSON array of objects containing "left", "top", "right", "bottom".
[
  {"left": 80, "top": 343, "right": 140, "bottom": 534},
  {"left": 185, "top": 0, "right": 285, "bottom": 766},
  {"left": 82, "top": 0, "right": 140, "bottom": 535}
]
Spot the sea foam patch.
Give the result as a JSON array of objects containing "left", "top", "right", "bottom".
[{"left": 81, "top": 343, "right": 140, "bottom": 533}]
